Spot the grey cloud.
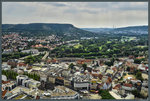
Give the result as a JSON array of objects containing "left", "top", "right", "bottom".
[
  {"left": 2, "top": 2, "right": 148, "bottom": 28},
  {"left": 42, "top": 2, "right": 67, "bottom": 7}
]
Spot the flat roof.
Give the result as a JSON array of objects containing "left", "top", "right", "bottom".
[{"left": 51, "top": 86, "right": 77, "bottom": 97}]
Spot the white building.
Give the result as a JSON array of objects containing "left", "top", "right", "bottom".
[
  {"left": 2, "top": 75, "right": 7, "bottom": 81},
  {"left": 2, "top": 81, "right": 17, "bottom": 91},
  {"left": 101, "top": 82, "right": 112, "bottom": 90},
  {"left": 2, "top": 64, "right": 11, "bottom": 70},
  {"left": 122, "top": 84, "right": 135, "bottom": 91},
  {"left": 21, "top": 49, "right": 39, "bottom": 54},
  {"left": 3, "top": 49, "right": 13, "bottom": 54},
  {"left": 51, "top": 86, "right": 79, "bottom": 99},
  {"left": 74, "top": 82, "right": 90, "bottom": 90},
  {"left": 17, "top": 63, "right": 28, "bottom": 70},
  {"left": 16, "top": 75, "right": 41, "bottom": 89},
  {"left": 16, "top": 75, "right": 28, "bottom": 85},
  {"left": 24, "top": 79, "right": 41, "bottom": 88},
  {"left": 72, "top": 74, "right": 90, "bottom": 90}
]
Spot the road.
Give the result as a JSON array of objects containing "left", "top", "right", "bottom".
[{"left": 42, "top": 51, "right": 49, "bottom": 60}]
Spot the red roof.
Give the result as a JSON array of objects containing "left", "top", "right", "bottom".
[
  {"left": 51, "top": 59, "right": 57, "bottom": 63},
  {"left": 47, "top": 59, "right": 57, "bottom": 63},
  {"left": 92, "top": 73, "right": 99, "bottom": 78},
  {"left": 36, "top": 96, "right": 40, "bottom": 99},
  {"left": 113, "top": 84, "right": 121, "bottom": 89},
  {"left": 98, "top": 74, "right": 103, "bottom": 79},
  {"left": 108, "top": 77, "right": 112, "bottom": 82},
  {"left": 2, "top": 80, "right": 10, "bottom": 84},
  {"left": 112, "top": 67, "right": 117, "bottom": 71},
  {"left": 56, "top": 77, "right": 64, "bottom": 80},
  {"left": 77, "top": 59, "right": 92, "bottom": 64},
  {"left": 123, "top": 83, "right": 132, "bottom": 87},
  {"left": 136, "top": 56, "right": 145, "bottom": 59},
  {"left": 2, "top": 90, "right": 7, "bottom": 98},
  {"left": 106, "top": 77, "right": 112, "bottom": 84},
  {"left": 18, "top": 62, "right": 27, "bottom": 67}
]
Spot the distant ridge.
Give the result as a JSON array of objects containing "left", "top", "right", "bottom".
[
  {"left": 115, "top": 25, "right": 148, "bottom": 31},
  {"left": 81, "top": 25, "right": 148, "bottom": 35},
  {"left": 2, "top": 23, "right": 96, "bottom": 39}
]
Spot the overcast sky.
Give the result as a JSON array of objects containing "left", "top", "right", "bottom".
[{"left": 2, "top": 2, "right": 148, "bottom": 28}]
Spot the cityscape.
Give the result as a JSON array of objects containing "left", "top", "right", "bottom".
[{"left": 2, "top": 2, "right": 148, "bottom": 100}]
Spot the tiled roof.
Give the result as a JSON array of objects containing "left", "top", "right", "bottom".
[
  {"left": 77, "top": 59, "right": 92, "bottom": 64},
  {"left": 18, "top": 62, "right": 27, "bottom": 67},
  {"left": 113, "top": 84, "right": 121, "bottom": 89},
  {"left": 2, "top": 90, "right": 7, "bottom": 98},
  {"left": 2, "top": 80, "right": 10, "bottom": 84},
  {"left": 123, "top": 83, "right": 132, "bottom": 87}
]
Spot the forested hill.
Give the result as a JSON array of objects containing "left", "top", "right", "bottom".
[
  {"left": 2, "top": 23, "right": 96, "bottom": 39},
  {"left": 82, "top": 25, "right": 148, "bottom": 35},
  {"left": 115, "top": 26, "right": 148, "bottom": 31},
  {"left": 113, "top": 26, "right": 148, "bottom": 35}
]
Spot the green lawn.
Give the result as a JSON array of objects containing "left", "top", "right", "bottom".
[
  {"left": 74, "top": 44, "right": 83, "bottom": 48},
  {"left": 99, "top": 46, "right": 102, "bottom": 50},
  {"left": 107, "top": 41, "right": 112, "bottom": 44}
]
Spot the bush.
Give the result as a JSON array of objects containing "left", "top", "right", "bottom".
[
  {"left": 99, "top": 90, "right": 115, "bottom": 99},
  {"left": 136, "top": 71, "right": 143, "bottom": 81},
  {"left": 134, "top": 59, "right": 141, "bottom": 64},
  {"left": 2, "top": 70, "right": 18, "bottom": 80}
]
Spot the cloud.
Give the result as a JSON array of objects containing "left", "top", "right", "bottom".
[
  {"left": 42, "top": 2, "right": 67, "bottom": 7},
  {"left": 2, "top": 2, "right": 148, "bottom": 28}
]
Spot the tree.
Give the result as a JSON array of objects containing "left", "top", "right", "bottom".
[
  {"left": 82, "top": 63, "right": 87, "bottom": 71},
  {"left": 69, "top": 63, "right": 74, "bottom": 69},
  {"left": 2, "top": 70, "right": 18, "bottom": 80},
  {"left": 105, "top": 61, "right": 113, "bottom": 66},
  {"left": 99, "top": 90, "right": 115, "bottom": 99},
  {"left": 126, "top": 67, "right": 130, "bottom": 71},
  {"left": 136, "top": 71, "right": 143, "bottom": 81},
  {"left": 96, "top": 61, "right": 99, "bottom": 66},
  {"left": 134, "top": 59, "right": 141, "bottom": 64},
  {"left": 132, "top": 90, "right": 143, "bottom": 98}
]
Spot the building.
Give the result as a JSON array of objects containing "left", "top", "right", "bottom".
[
  {"left": 51, "top": 86, "right": 79, "bottom": 99},
  {"left": 72, "top": 74, "right": 91, "bottom": 90},
  {"left": 73, "top": 81, "right": 90, "bottom": 90},
  {"left": 64, "top": 79, "right": 71, "bottom": 87},
  {"left": 2, "top": 64, "right": 11, "bottom": 70},
  {"left": 90, "top": 79, "right": 98, "bottom": 90},
  {"left": 76, "top": 59, "right": 92, "bottom": 66},
  {"left": 38, "top": 81, "right": 55, "bottom": 91},
  {"left": 24, "top": 79, "right": 41, "bottom": 88},
  {"left": 21, "top": 49, "right": 39, "bottom": 54},
  {"left": 2, "top": 75, "right": 7, "bottom": 81},
  {"left": 2, "top": 80, "right": 17, "bottom": 91},
  {"left": 17, "top": 63, "right": 28, "bottom": 70},
  {"left": 7, "top": 59, "right": 18, "bottom": 68},
  {"left": 16, "top": 75, "right": 28, "bottom": 86},
  {"left": 122, "top": 83, "right": 135, "bottom": 91},
  {"left": 55, "top": 77, "right": 64, "bottom": 85},
  {"left": 48, "top": 76, "right": 56, "bottom": 84},
  {"left": 3, "top": 49, "right": 13, "bottom": 54},
  {"left": 140, "top": 87, "right": 148, "bottom": 98},
  {"left": 138, "top": 64, "right": 148, "bottom": 72},
  {"left": 16, "top": 75, "right": 41, "bottom": 89}
]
